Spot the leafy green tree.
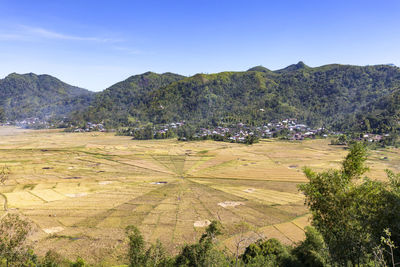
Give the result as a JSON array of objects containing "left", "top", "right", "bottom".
[
  {"left": 299, "top": 142, "right": 400, "bottom": 265},
  {"left": 174, "top": 220, "right": 228, "bottom": 267},
  {"left": 352, "top": 173, "right": 400, "bottom": 263},
  {"left": 299, "top": 143, "right": 370, "bottom": 265},
  {"left": 382, "top": 133, "right": 398, "bottom": 147},
  {"left": 292, "top": 226, "right": 328, "bottom": 267},
  {"left": 244, "top": 135, "right": 259, "bottom": 145},
  {"left": 70, "top": 256, "right": 86, "bottom": 267},
  {"left": 41, "top": 250, "right": 64, "bottom": 267},
  {"left": 333, "top": 134, "right": 348, "bottom": 145},
  {"left": 0, "top": 107, "right": 5, "bottom": 123},
  {"left": 126, "top": 225, "right": 145, "bottom": 267},
  {"left": 0, "top": 214, "right": 33, "bottom": 267},
  {"left": 341, "top": 142, "right": 369, "bottom": 179},
  {"left": 242, "top": 238, "right": 297, "bottom": 266},
  {"left": 24, "top": 249, "right": 39, "bottom": 267}
]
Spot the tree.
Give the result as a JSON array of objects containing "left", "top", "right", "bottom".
[
  {"left": 126, "top": 225, "right": 145, "bottom": 267},
  {"left": 341, "top": 142, "right": 369, "bottom": 180},
  {"left": 70, "top": 256, "right": 86, "bottom": 267},
  {"left": 299, "top": 142, "right": 400, "bottom": 265},
  {"left": 143, "top": 239, "right": 171, "bottom": 267},
  {"left": 244, "top": 135, "right": 259, "bottom": 145},
  {"left": 352, "top": 172, "right": 400, "bottom": 263},
  {"left": 242, "top": 238, "right": 298, "bottom": 266},
  {"left": 0, "top": 214, "right": 33, "bottom": 267},
  {"left": 292, "top": 226, "right": 328, "bottom": 267},
  {"left": 41, "top": 250, "right": 64, "bottom": 267},
  {"left": 175, "top": 220, "right": 228, "bottom": 267},
  {"left": 299, "top": 143, "right": 369, "bottom": 265},
  {"left": 0, "top": 107, "right": 5, "bottom": 123},
  {"left": 125, "top": 225, "right": 174, "bottom": 267}
]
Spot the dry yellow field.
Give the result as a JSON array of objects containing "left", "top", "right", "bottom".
[{"left": 0, "top": 127, "right": 398, "bottom": 265}]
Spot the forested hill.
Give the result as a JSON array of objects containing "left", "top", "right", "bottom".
[
  {"left": 342, "top": 88, "right": 400, "bottom": 134},
  {"left": 74, "top": 63, "right": 400, "bottom": 130},
  {"left": 2, "top": 63, "right": 400, "bottom": 132},
  {"left": 0, "top": 73, "right": 94, "bottom": 120},
  {"left": 71, "top": 72, "right": 185, "bottom": 127}
]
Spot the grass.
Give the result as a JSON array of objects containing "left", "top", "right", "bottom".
[
  {"left": 0, "top": 127, "right": 398, "bottom": 265},
  {"left": 22, "top": 183, "right": 36, "bottom": 190}
]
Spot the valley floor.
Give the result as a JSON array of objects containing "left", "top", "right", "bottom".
[{"left": 0, "top": 127, "right": 398, "bottom": 265}]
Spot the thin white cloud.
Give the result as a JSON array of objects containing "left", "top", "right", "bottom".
[
  {"left": 0, "top": 25, "right": 121, "bottom": 43},
  {"left": 21, "top": 26, "right": 121, "bottom": 43},
  {"left": 0, "top": 25, "right": 147, "bottom": 56}
]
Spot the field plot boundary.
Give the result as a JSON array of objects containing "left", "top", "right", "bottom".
[{"left": 1, "top": 129, "right": 393, "bottom": 264}]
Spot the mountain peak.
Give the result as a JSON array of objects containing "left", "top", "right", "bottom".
[
  {"left": 295, "top": 61, "right": 307, "bottom": 68},
  {"left": 142, "top": 71, "right": 156, "bottom": 76},
  {"left": 275, "top": 61, "right": 310, "bottom": 73},
  {"left": 247, "top": 65, "right": 271, "bottom": 73}
]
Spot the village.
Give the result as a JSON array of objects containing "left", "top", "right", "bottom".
[
  {"left": 0, "top": 117, "right": 50, "bottom": 129},
  {"left": 69, "top": 122, "right": 106, "bottom": 132},
  {"left": 113, "top": 118, "right": 332, "bottom": 143},
  {"left": 183, "top": 119, "right": 330, "bottom": 143},
  {"left": 0, "top": 117, "right": 331, "bottom": 142},
  {"left": 2, "top": 117, "right": 392, "bottom": 146}
]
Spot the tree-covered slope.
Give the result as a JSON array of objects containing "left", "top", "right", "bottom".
[
  {"left": 0, "top": 73, "right": 94, "bottom": 120},
  {"left": 146, "top": 71, "right": 293, "bottom": 125},
  {"left": 144, "top": 63, "right": 400, "bottom": 127},
  {"left": 72, "top": 72, "right": 185, "bottom": 126},
  {"left": 267, "top": 63, "right": 400, "bottom": 126},
  {"left": 73, "top": 63, "right": 400, "bottom": 131},
  {"left": 341, "top": 88, "right": 400, "bottom": 133}
]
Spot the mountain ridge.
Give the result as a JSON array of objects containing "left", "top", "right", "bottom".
[
  {"left": 73, "top": 63, "right": 400, "bottom": 131},
  {"left": 2, "top": 63, "right": 400, "bottom": 134}
]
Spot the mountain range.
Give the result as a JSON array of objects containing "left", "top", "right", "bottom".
[{"left": 1, "top": 62, "right": 400, "bottom": 133}]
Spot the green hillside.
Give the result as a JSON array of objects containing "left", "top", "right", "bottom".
[
  {"left": 75, "top": 63, "right": 400, "bottom": 130},
  {"left": 3, "top": 63, "right": 400, "bottom": 133},
  {"left": 0, "top": 73, "right": 94, "bottom": 120},
  {"left": 342, "top": 88, "right": 400, "bottom": 134},
  {"left": 71, "top": 71, "right": 185, "bottom": 126}
]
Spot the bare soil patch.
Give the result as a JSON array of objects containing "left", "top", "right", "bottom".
[
  {"left": 98, "top": 181, "right": 112, "bottom": 185},
  {"left": 194, "top": 220, "right": 211, "bottom": 227},
  {"left": 243, "top": 188, "right": 256, "bottom": 193},
  {"left": 66, "top": 193, "right": 87, "bottom": 198},
  {"left": 43, "top": 226, "right": 64, "bottom": 234},
  {"left": 218, "top": 201, "right": 244, "bottom": 208}
]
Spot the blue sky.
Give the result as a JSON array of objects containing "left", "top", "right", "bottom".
[{"left": 0, "top": 0, "right": 399, "bottom": 91}]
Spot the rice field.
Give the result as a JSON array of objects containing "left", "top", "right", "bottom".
[{"left": 0, "top": 127, "right": 398, "bottom": 265}]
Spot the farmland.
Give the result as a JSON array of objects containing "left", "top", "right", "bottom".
[{"left": 0, "top": 127, "right": 398, "bottom": 265}]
